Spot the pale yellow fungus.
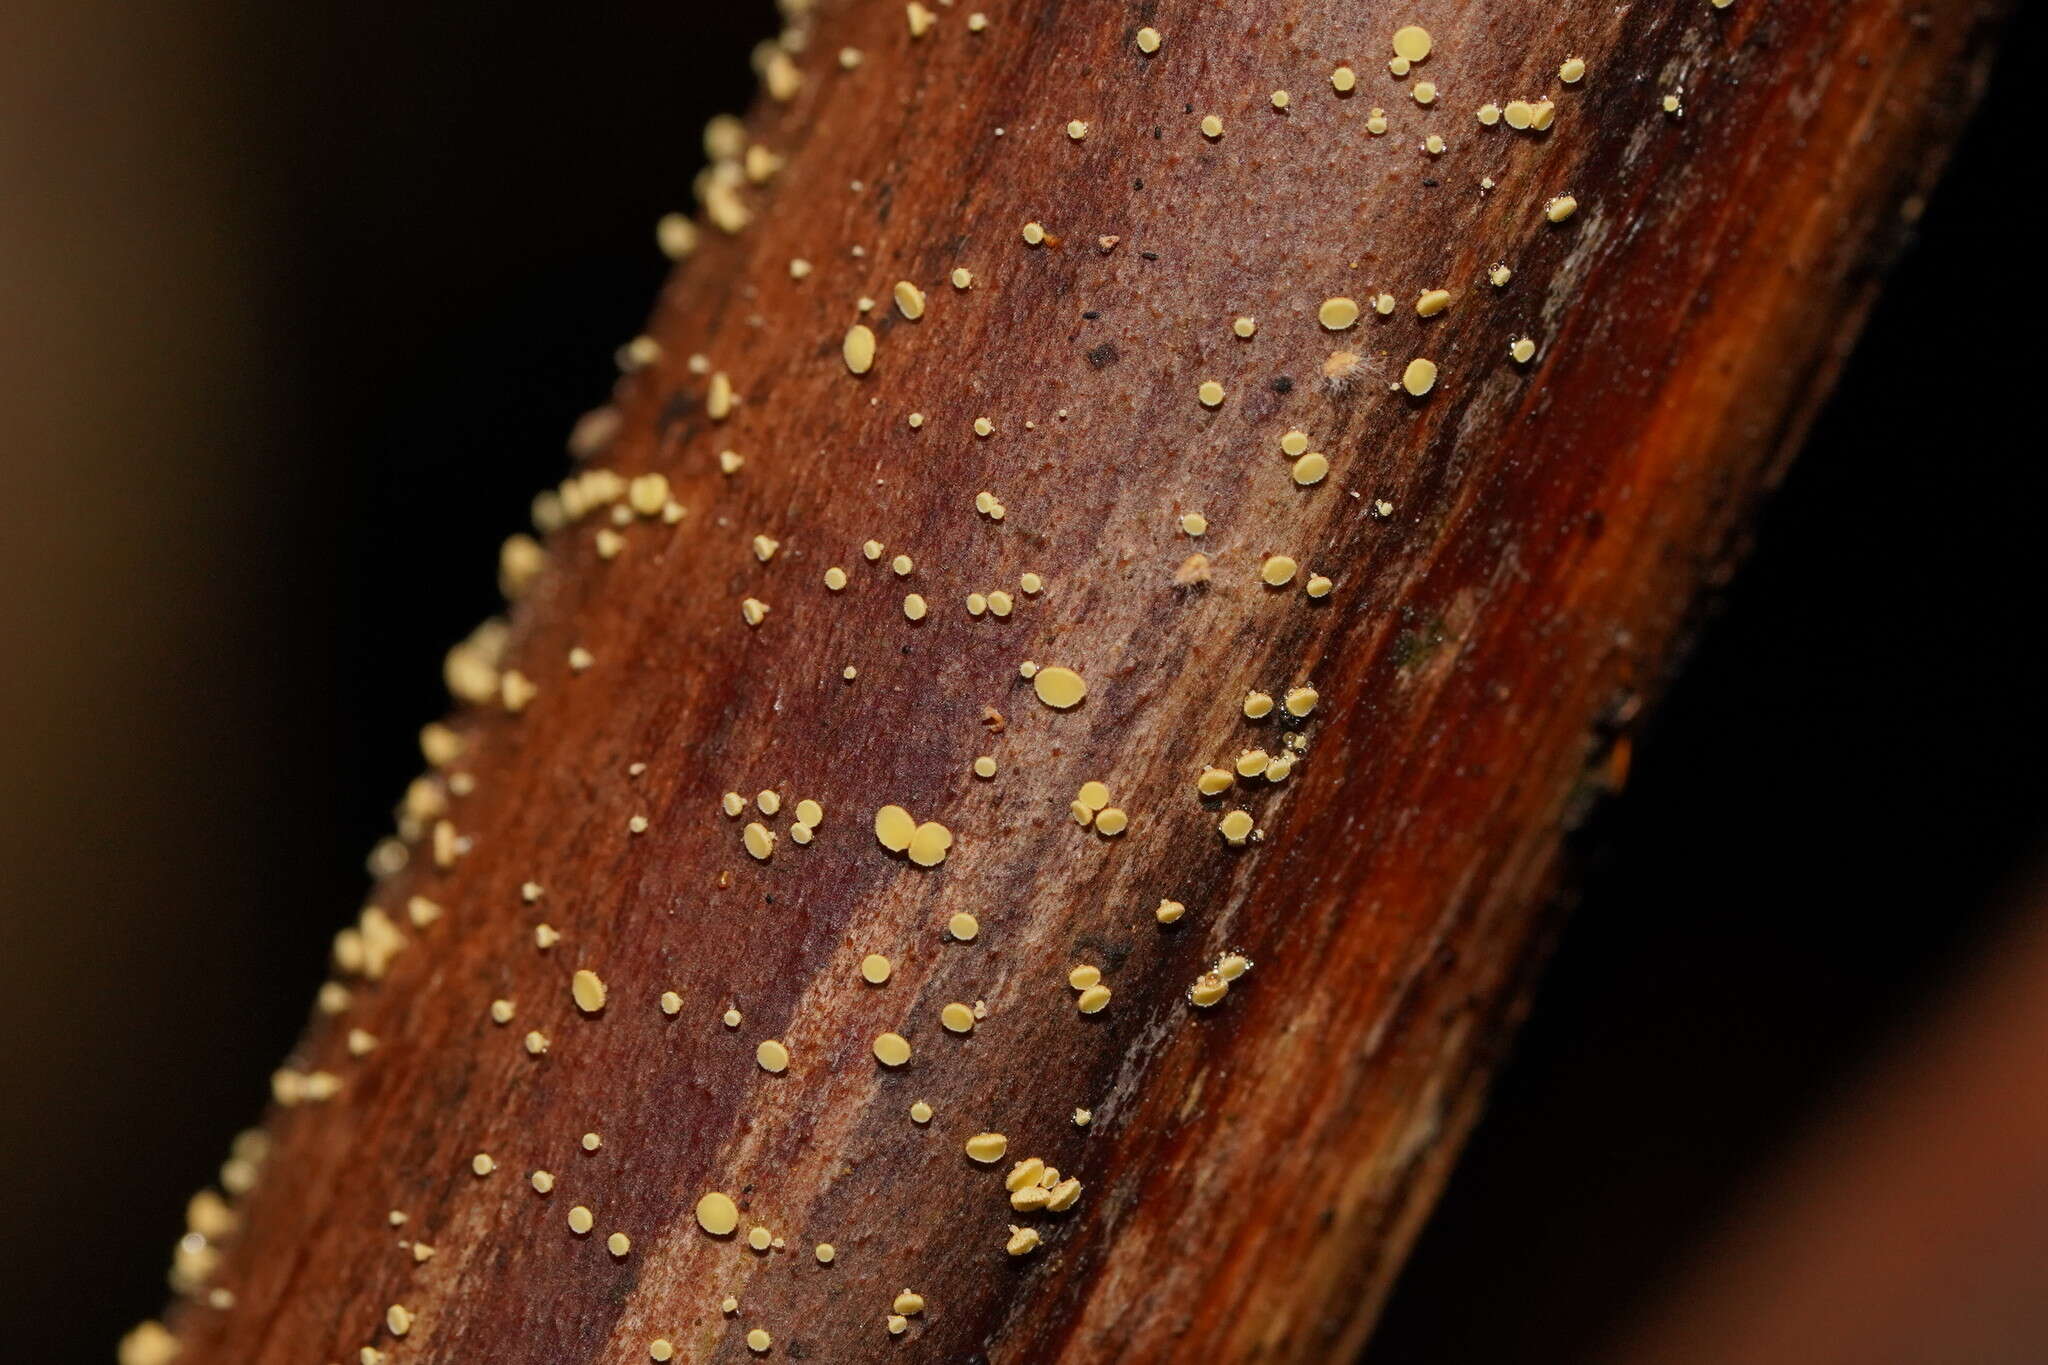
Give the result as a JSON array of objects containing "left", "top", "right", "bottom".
[
  {"left": 386, "top": 1305, "right": 414, "bottom": 1337},
  {"left": 1021, "top": 221, "right": 1046, "bottom": 245},
  {"left": 1389, "top": 56, "right": 1412, "bottom": 77},
  {"left": 747, "top": 1329, "right": 771, "bottom": 1353},
  {"left": 842, "top": 665, "right": 858, "bottom": 680},
  {"left": 534, "top": 922, "right": 559, "bottom": 949},
  {"left": 1318, "top": 296, "right": 1361, "bottom": 330},
  {"left": 580, "top": 1131, "right": 603, "bottom": 1152},
  {"left": 490, "top": 998, "right": 514, "bottom": 1025},
  {"left": 907, "top": 821, "right": 952, "bottom": 866},
  {"left": 1077, "top": 984, "right": 1113, "bottom": 1014},
  {"left": 1401, "top": 358, "right": 1439, "bottom": 396},
  {"left": 965, "top": 1132, "right": 1009, "bottom": 1163},
  {"left": 722, "top": 791, "right": 747, "bottom": 817},
  {"left": 843, "top": 324, "right": 877, "bottom": 375},
  {"left": 910, "top": 1100, "right": 933, "bottom": 1124},
  {"left": 1392, "top": 24, "right": 1432, "bottom": 62},
  {"left": 1071, "top": 800, "right": 1095, "bottom": 827},
  {"left": 973, "top": 416, "right": 994, "bottom": 437},
  {"left": 875, "top": 807, "right": 917, "bottom": 856},
  {"left": 1033, "top": 665, "right": 1088, "bottom": 710},
  {"left": 1560, "top": 55, "right": 1587, "bottom": 83},
  {"left": 661, "top": 990, "right": 683, "bottom": 1015},
  {"left": 1510, "top": 336, "right": 1538, "bottom": 364},
  {"left": 1231, "top": 315, "right": 1258, "bottom": 339},
  {"left": 1197, "top": 766, "right": 1234, "bottom": 796},
  {"left": 1270, "top": 89, "right": 1290, "bottom": 109},
  {"left": 1413, "top": 80, "right": 1437, "bottom": 105},
  {"left": 1262, "top": 555, "right": 1299, "bottom": 586},
  {"left": 1096, "top": 807, "right": 1129, "bottom": 837},
  {"left": 723, "top": 1008, "right": 742, "bottom": 1028},
  {"left": 741, "top": 597, "right": 770, "bottom": 627},
  {"left": 707, "top": 372, "right": 734, "bottom": 420},
  {"left": 1157, "top": 899, "right": 1187, "bottom": 924},
  {"left": 721, "top": 1297, "right": 739, "bottom": 1315},
  {"left": 1236, "top": 749, "right": 1271, "bottom": 778},
  {"left": 606, "top": 1231, "right": 631, "bottom": 1257},
  {"left": 1197, "top": 379, "right": 1225, "bottom": 407},
  {"left": 1663, "top": 93, "right": 1684, "bottom": 115},
  {"left": 908, "top": 412, "right": 926, "bottom": 428},
  {"left": 1190, "top": 974, "right": 1230, "bottom": 1007},
  {"left": 1006, "top": 1226, "right": 1042, "bottom": 1256},
  {"left": 967, "top": 10, "right": 989, "bottom": 30},
  {"left": 1046, "top": 1177, "right": 1082, "bottom": 1211},
  {"left": 743, "top": 822, "right": 776, "bottom": 860},
  {"left": 471, "top": 1153, "right": 496, "bottom": 1176},
  {"left": 757, "top": 1039, "right": 790, "bottom": 1073},
  {"left": 973, "top": 755, "right": 998, "bottom": 778},
  {"left": 1417, "top": 288, "right": 1452, "bottom": 317},
  {"left": 1076, "top": 780, "right": 1111, "bottom": 811},
  {"left": 752, "top": 534, "right": 779, "bottom": 564},
  {"left": 1367, "top": 107, "right": 1389, "bottom": 135},
  {"left": 895, "top": 1291, "right": 927, "bottom": 1316},
  {"left": 1530, "top": 98, "right": 1557, "bottom": 130},
  {"left": 570, "top": 969, "right": 608, "bottom": 1014},
  {"left": 815, "top": 1243, "right": 836, "bottom": 1264},
  {"left": 795, "top": 798, "right": 823, "bottom": 826},
  {"left": 651, "top": 1341, "right": 676, "bottom": 1362},
  {"left": 874, "top": 1032, "right": 912, "bottom": 1067},
  {"left": 696, "top": 1192, "right": 740, "bottom": 1236},
  {"left": 948, "top": 911, "right": 980, "bottom": 941},
  {"left": 1243, "top": 691, "right": 1275, "bottom": 719},
  {"left": 902, "top": 593, "right": 927, "bottom": 621},
  {"left": 531, "top": 1169, "right": 556, "bottom": 1193},
  {"left": 1477, "top": 102, "right": 1502, "bottom": 126},
  {"left": 1423, "top": 133, "right": 1447, "bottom": 155},
  {"left": 628, "top": 814, "right": 650, "bottom": 835},
  {"left": 1220, "top": 810, "right": 1256, "bottom": 845},
  {"left": 1066, "top": 120, "right": 1088, "bottom": 140},
  {"left": 1375, "top": 292, "right": 1398, "bottom": 315},
  {"left": 1200, "top": 114, "right": 1223, "bottom": 139},
  {"left": 1181, "top": 512, "right": 1209, "bottom": 536},
  {"left": 656, "top": 213, "right": 698, "bottom": 261},
  {"left": 1332, "top": 65, "right": 1356, "bottom": 93},
  {"left": 1544, "top": 194, "right": 1579, "bottom": 222},
  {"left": 967, "top": 593, "right": 988, "bottom": 617},
  {"left": 747, "top": 1226, "right": 772, "bottom": 1252},
  {"left": 1020, "top": 572, "right": 1043, "bottom": 594},
  {"left": 720, "top": 449, "right": 744, "bottom": 474},
  {"left": 838, "top": 46, "right": 862, "bottom": 68},
  {"left": 887, "top": 1315, "right": 909, "bottom": 1335},
  {"left": 1489, "top": 263, "right": 1513, "bottom": 287},
  {"left": 906, "top": 2, "right": 935, "bottom": 37},
  {"left": 1265, "top": 756, "right": 1295, "bottom": 782},
  {"left": 1503, "top": 99, "right": 1535, "bottom": 130},
  {"left": 989, "top": 590, "right": 1014, "bottom": 616},
  {"left": 950, "top": 267, "right": 974, "bottom": 290},
  {"left": 1068, "top": 964, "right": 1102, "bottom": 990},
  {"left": 1293, "top": 452, "right": 1331, "bottom": 486},
  {"left": 1284, "top": 685, "right": 1319, "bottom": 716},
  {"left": 893, "top": 281, "right": 926, "bottom": 320},
  {"left": 861, "top": 953, "right": 892, "bottom": 984},
  {"left": 941, "top": 1002, "right": 976, "bottom": 1033},
  {"left": 1135, "top": 26, "right": 1161, "bottom": 53}
]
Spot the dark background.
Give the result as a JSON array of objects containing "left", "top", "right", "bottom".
[{"left": 0, "top": 3, "right": 2039, "bottom": 1361}]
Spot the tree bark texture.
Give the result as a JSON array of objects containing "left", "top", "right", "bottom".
[{"left": 144, "top": 1, "right": 2003, "bottom": 1361}]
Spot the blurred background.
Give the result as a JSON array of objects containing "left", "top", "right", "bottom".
[{"left": 1, "top": 2, "right": 2041, "bottom": 1360}]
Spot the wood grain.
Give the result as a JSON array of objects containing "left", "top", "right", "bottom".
[{"left": 145, "top": 1, "right": 2003, "bottom": 1361}]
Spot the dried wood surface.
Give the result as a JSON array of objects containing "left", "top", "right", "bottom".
[{"left": 144, "top": 1, "right": 2002, "bottom": 1361}]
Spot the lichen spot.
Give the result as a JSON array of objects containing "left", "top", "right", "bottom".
[{"left": 1033, "top": 666, "right": 1087, "bottom": 709}]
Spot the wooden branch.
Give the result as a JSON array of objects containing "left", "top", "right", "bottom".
[{"left": 134, "top": 1, "right": 2002, "bottom": 1361}]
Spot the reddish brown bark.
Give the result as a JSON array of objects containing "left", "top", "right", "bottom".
[{"left": 142, "top": 1, "right": 2003, "bottom": 1361}]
